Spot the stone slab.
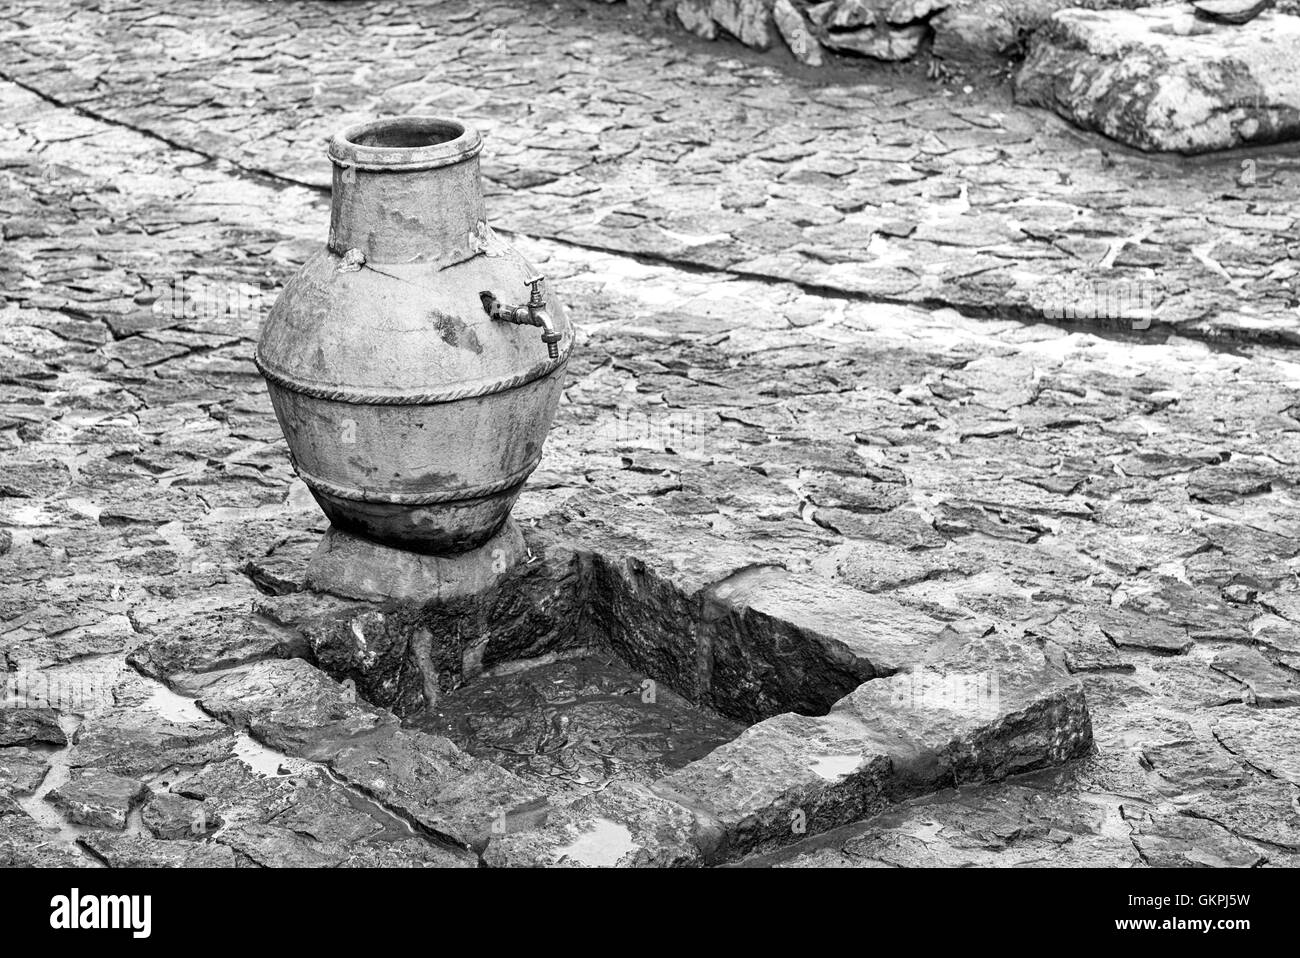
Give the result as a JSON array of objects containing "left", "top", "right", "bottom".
[
  {"left": 1016, "top": 7, "right": 1300, "bottom": 153},
  {"left": 188, "top": 658, "right": 396, "bottom": 758},
  {"left": 0, "top": 708, "right": 65, "bottom": 747},
  {"left": 46, "top": 768, "right": 149, "bottom": 830},
  {"left": 1212, "top": 708, "right": 1300, "bottom": 784},
  {"left": 0, "top": 746, "right": 50, "bottom": 796},
  {"left": 304, "top": 520, "right": 526, "bottom": 604},
  {"left": 483, "top": 781, "right": 720, "bottom": 867},
  {"left": 69, "top": 712, "right": 237, "bottom": 776},
  {"left": 702, "top": 564, "right": 947, "bottom": 721},
  {"left": 80, "top": 833, "right": 239, "bottom": 868},
  {"left": 328, "top": 725, "right": 547, "bottom": 852},
  {"left": 654, "top": 633, "right": 1091, "bottom": 861},
  {"left": 652, "top": 710, "right": 894, "bottom": 861}
]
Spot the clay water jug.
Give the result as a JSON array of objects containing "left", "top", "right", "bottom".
[{"left": 255, "top": 116, "right": 572, "bottom": 554}]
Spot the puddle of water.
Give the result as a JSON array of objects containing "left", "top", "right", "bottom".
[
  {"left": 11, "top": 654, "right": 125, "bottom": 858},
  {"left": 153, "top": 519, "right": 198, "bottom": 556},
  {"left": 135, "top": 680, "right": 315, "bottom": 779},
  {"left": 17, "top": 714, "right": 105, "bottom": 863},
  {"left": 138, "top": 681, "right": 209, "bottom": 723},
  {"left": 5, "top": 502, "right": 57, "bottom": 526},
  {"left": 554, "top": 816, "right": 637, "bottom": 867},
  {"left": 808, "top": 754, "right": 864, "bottom": 781},
  {"left": 134, "top": 675, "right": 310, "bottom": 778},
  {"left": 63, "top": 498, "right": 102, "bottom": 521},
  {"left": 1077, "top": 791, "right": 1140, "bottom": 842},
  {"left": 230, "top": 736, "right": 302, "bottom": 778}
]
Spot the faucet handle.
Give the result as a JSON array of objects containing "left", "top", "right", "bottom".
[{"left": 525, "top": 274, "right": 546, "bottom": 307}]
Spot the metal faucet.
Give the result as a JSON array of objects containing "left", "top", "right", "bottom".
[{"left": 480, "top": 275, "right": 561, "bottom": 359}]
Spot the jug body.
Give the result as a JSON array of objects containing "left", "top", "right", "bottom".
[{"left": 256, "top": 116, "right": 572, "bottom": 554}]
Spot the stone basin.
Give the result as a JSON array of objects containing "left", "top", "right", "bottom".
[{"left": 215, "top": 523, "right": 1094, "bottom": 866}]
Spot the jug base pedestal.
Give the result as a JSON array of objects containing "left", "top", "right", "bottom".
[{"left": 303, "top": 520, "right": 526, "bottom": 604}]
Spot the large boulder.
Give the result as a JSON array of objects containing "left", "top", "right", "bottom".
[
  {"left": 675, "top": 0, "right": 776, "bottom": 46},
  {"left": 1015, "top": 6, "right": 1300, "bottom": 153},
  {"left": 806, "top": 0, "right": 932, "bottom": 58},
  {"left": 674, "top": 0, "right": 939, "bottom": 62},
  {"left": 930, "top": 0, "right": 1064, "bottom": 63}
]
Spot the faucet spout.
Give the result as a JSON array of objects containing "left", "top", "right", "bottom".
[
  {"left": 532, "top": 307, "right": 561, "bottom": 359},
  {"left": 480, "top": 275, "right": 561, "bottom": 359}
]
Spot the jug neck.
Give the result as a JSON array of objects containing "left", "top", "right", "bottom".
[{"left": 327, "top": 117, "right": 487, "bottom": 268}]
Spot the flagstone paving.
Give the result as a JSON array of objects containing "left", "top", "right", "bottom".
[{"left": 1, "top": 0, "right": 1299, "bottom": 867}]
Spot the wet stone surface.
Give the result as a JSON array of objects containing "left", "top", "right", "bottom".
[
  {"left": 0, "top": 748, "right": 52, "bottom": 797},
  {"left": 410, "top": 652, "right": 748, "bottom": 801},
  {"left": 0, "top": 0, "right": 1299, "bottom": 867},
  {"left": 0, "top": 709, "right": 66, "bottom": 747},
  {"left": 79, "top": 833, "right": 239, "bottom": 868},
  {"left": 140, "top": 792, "right": 224, "bottom": 841},
  {"left": 46, "top": 768, "right": 149, "bottom": 830}
]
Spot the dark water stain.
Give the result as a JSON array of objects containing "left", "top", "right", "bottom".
[{"left": 428, "top": 309, "right": 483, "bottom": 354}]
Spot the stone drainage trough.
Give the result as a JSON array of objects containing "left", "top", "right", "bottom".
[{"left": 132, "top": 518, "right": 1094, "bottom": 867}]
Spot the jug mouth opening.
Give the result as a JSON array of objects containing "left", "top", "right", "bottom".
[{"left": 330, "top": 116, "right": 483, "bottom": 172}]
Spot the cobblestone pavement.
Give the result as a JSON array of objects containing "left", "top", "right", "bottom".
[
  {"left": 4, "top": 0, "right": 1300, "bottom": 343},
  {"left": 2, "top": 0, "right": 1300, "bottom": 867}
]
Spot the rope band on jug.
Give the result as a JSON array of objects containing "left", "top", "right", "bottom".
[
  {"left": 253, "top": 346, "right": 570, "bottom": 405},
  {"left": 292, "top": 453, "right": 545, "bottom": 506}
]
